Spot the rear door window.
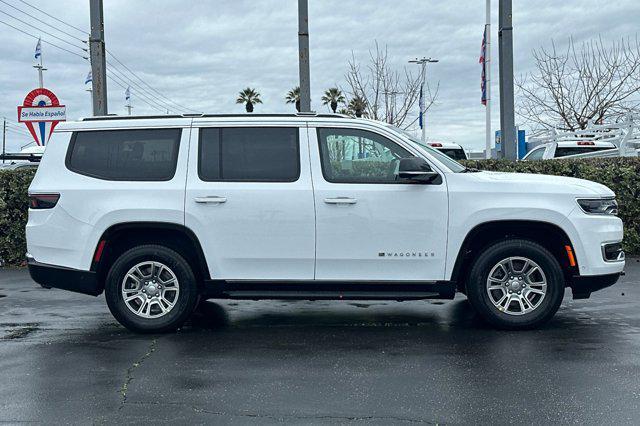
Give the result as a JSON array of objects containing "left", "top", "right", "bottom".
[
  {"left": 66, "top": 128, "right": 181, "bottom": 181},
  {"left": 437, "top": 148, "right": 467, "bottom": 160},
  {"left": 554, "top": 146, "right": 613, "bottom": 157},
  {"left": 198, "top": 127, "right": 300, "bottom": 182}
]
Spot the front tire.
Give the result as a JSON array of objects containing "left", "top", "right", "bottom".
[
  {"left": 105, "top": 245, "right": 199, "bottom": 333},
  {"left": 466, "top": 239, "right": 564, "bottom": 330}
]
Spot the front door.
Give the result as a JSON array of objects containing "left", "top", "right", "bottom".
[
  {"left": 309, "top": 126, "right": 448, "bottom": 281},
  {"left": 185, "top": 125, "right": 315, "bottom": 280}
]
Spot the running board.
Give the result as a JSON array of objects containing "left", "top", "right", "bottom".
[{"left": 203, "top": 280, "right": 456, "bottom": 301}]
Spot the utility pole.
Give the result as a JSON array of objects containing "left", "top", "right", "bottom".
[
  {"left": 409, "top": 57, "right": 439, "bottom": 143},
  {"left": 297, "top": 0, "right": 311, "bottom": 112},
  {"left": 89, "top": 0, "right": 108, "bottom": 116},
  {"left": 498, "top": 0, "right": 517, "bottom": 160},
  {"left": 485, "top": 0, "right": 492, "bottom": 159},
  {"left": 2, "top": 118, "right": 6, "bottom": 164}
]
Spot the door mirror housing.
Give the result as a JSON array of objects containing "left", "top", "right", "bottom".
[{"left": 398, "top": 157, "right": 439, "bottom": 183}]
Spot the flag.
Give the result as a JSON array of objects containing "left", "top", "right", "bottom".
[
  {"left": 34, "top": 38, "right": 42, "bottom": 60},
  {"left": 125, "top": 86, "right": 130, "bottom": 101},
  {"left": 85, "top": 71, "right": 92, "bottom": 85},
  {"left": 418, "top": 85, "right": 424, "bottom": 129},
  {"left": 480, "top": 27, "right": 487, "bottom": 106}
]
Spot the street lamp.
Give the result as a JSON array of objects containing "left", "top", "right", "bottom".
[{"left": 409, "top": 57, "right": 439, "bottom": 143}]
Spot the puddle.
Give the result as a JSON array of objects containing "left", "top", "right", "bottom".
[{"left": 1, "top": 323, "right": 39, "bottom": 340}]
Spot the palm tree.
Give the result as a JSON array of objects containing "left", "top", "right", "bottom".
[
  {"left": 347, "top": 96, "right": 367, "bottom": 118},
  {"left": 285, "top": 86, "right": 301, "bottom": 112},
  {"left": 236, "top": 87, "right": 262, "bottom": 113},
  {"left": 321, "top": 87, "right": 346, "bottom": 113}
]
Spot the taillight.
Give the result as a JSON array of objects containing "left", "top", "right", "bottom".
[
  {"left": 29, "top": 193, "right": 60, "bottom": 209},
  {"left": 429, "top": 143, "right": 443, "bottom": 147},
  {"left": 577, "top": 141, "right": 595, "bottom": 146}
]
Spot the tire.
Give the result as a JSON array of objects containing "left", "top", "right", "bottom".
[
  {"left": 105, "top": 244, "right": 199, "bottom": 333},
  {"left": 466, "top": 239, "right": 564, "bottom": 330}
]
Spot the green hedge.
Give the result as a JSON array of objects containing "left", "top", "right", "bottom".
[
  {"left": 0, "top": 169, "right": 35, "bottom": 266},
  {"left": 0, "top": 159, "right": 637, "bottom": 266},
  {"left": 461, "top": 158, "right": 639, "bottom": 255}
]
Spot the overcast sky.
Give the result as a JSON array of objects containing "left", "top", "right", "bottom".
[{"left": 1, "top": 0, "right": 639, "bottom": 152}]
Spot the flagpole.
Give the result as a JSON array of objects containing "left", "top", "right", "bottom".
[
  {"left": 409, "top": 57, "right": 439, "bottom": 143},
  {"left": 33, "top": 38, "right": 46, "bottom": 88},
  {"left": 485, "top": 0, "right": 492, "bottom": 159}
]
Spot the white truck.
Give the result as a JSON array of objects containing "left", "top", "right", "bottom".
[
  {"left": 523, "top": 119, "right": 640, "bottom": 161},
  {"left": 426, "top": 141, "right": 468, "bottom": 161},
  {"left": 26, "top": 114, "right": 625, "bottom": 332}
]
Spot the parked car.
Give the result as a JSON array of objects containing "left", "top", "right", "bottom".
[
  {"left": 522, "top": 140, "right": 619, "bottom": 161},
  {"left": 0, "top": 161, "right": 38, "bottom": 170},
  {"left": 427, "top": 141, "right": 468, "bottom": 160},
  {"left": 27, "top": 114, "right": 625, "bottom": 332}
]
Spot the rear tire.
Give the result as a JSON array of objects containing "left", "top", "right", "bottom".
[
  {"left": 105, "top": 245, "right": 199, "bottom": 333},
  {"left": 466, "top": 239, "right": 564, "bottom": 330}
]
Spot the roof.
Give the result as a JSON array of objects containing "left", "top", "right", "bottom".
[{"left": 58, "top": 113, "right": 373, "bottom": 132}]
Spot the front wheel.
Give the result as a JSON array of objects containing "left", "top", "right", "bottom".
[
  {"left": 466, "top": 239, "right": 565, "bottom": 330},
  {"left": 105, "top": 245, "right": 199, "bottom": 333}
]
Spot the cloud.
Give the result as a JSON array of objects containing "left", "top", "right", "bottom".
[{"left": 0, "top": 0, "right": 638, "bottom": 152}]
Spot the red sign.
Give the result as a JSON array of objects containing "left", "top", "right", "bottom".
[{"left": 17, "top": 88, "right": 66, "bottom": 146}]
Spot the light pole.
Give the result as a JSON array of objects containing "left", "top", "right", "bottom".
[{"left": 409, "top": 57, "right": 438, "bottom": 143}]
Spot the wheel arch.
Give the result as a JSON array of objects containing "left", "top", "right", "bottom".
[
  {"left": 450, "top": 220, "right": 578, "bottom": 291},
  {"left": 91, "top": 222, "right": 210, "bottom": 287}
]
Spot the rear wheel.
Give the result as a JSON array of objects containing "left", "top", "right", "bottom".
[
  {"left": 105, "top": 245, "right": 199, "bottom": 333},
  {"left": 466, "top": 239, "right": 564, "bottom": 329}
]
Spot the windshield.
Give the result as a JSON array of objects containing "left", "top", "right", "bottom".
[{"left": 385, "top": 125, "right": 467, "bottom": 172}]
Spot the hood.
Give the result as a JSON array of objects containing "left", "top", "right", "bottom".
[{"left": 470, "top": 171, "right": 615, "bottom": 197}]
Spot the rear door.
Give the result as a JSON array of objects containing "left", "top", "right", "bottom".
[
  {"left": 185, "top": 124, "right": 315, "bottom": 280},
  {"left": 309, "top": 125, "right": 449, "bottom": 281}
]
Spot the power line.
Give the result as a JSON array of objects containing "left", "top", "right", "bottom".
[
  {"left": 0, "top": 0, "right": 87, "bottom": 43},
  {"left": 106, "top": 64, "right": 181, "bottom": 113},
  {"left": 0, "top": 9, "right": 88, "bottom": 52},
  {"left": 106, "top": 49, "right": 201, "bottom": 113},
  {"left": 17, "top": 0, "right": 88, "bottom": 36},
  {"left": 106, "top": 59, "right": 190, "bottom": 114},
  {"left": 0, "top": 19, "right": 89, "bottom": 59},
  {"left": 4, "top": 1, "right": 198, "bottom": 116},
  {"left": 106, "top": 71, "right": 167, "bottom": 114}
]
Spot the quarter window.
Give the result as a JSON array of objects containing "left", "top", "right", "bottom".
[
  {"left": 317, "top": 128, "right": 414, "bottom": 183},
  {"left": 66, "top": 128, "right": 181, "bottom": 181},
  {"left": 198, "top": 127, "right": 300, "bottom": 182}
]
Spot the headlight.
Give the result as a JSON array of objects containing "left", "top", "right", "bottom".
[{"left": 577, "top": 198, "right": 618, "bottom": 215}]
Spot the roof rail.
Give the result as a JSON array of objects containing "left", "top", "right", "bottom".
[{"left": 81, "top": 113, "right": 348, "bottom": 122}]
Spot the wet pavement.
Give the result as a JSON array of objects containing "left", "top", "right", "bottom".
[{"left": 0, "top": 261, "right": 639, "bottom": 425}]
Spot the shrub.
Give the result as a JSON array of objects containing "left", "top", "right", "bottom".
[
  {"left": 461, "top": 157, "right": 639, "bottom": 255},
  {"left": 0, "top": 158, "right": 637, "bottom": 267},
  {"left": 0, "top": 169, "right": 35, "bottom": 266}
]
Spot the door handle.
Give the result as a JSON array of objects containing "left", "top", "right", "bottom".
[
  {"left": 324, "top": 197, "right": 357, "bottom": 205},
  {"left": 194, "top": 196, "right": 227, "bottom": 204}
]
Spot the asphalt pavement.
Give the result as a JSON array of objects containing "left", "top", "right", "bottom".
[{"left": 0, "top": 261, "right": 639, "bottom": 425}]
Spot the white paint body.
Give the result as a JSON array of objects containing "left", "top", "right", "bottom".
[{"left": 27, "top": 116, "right": 624, "bottom": 284}]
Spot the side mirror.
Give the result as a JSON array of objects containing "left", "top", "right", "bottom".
[{"left": 398, "top": 157, "right": 439, "bottom": 183}]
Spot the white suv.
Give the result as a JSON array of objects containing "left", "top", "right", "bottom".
[{"left": 26, "top": 114, "right": 625, "bottom": 332}]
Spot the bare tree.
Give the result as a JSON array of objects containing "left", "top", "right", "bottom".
[
  {"left": 344, "top": 41, "right": 439, "bottom": 128},
  {"left": 517, "top": 37, "right": 640, "bottom": 131}
]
